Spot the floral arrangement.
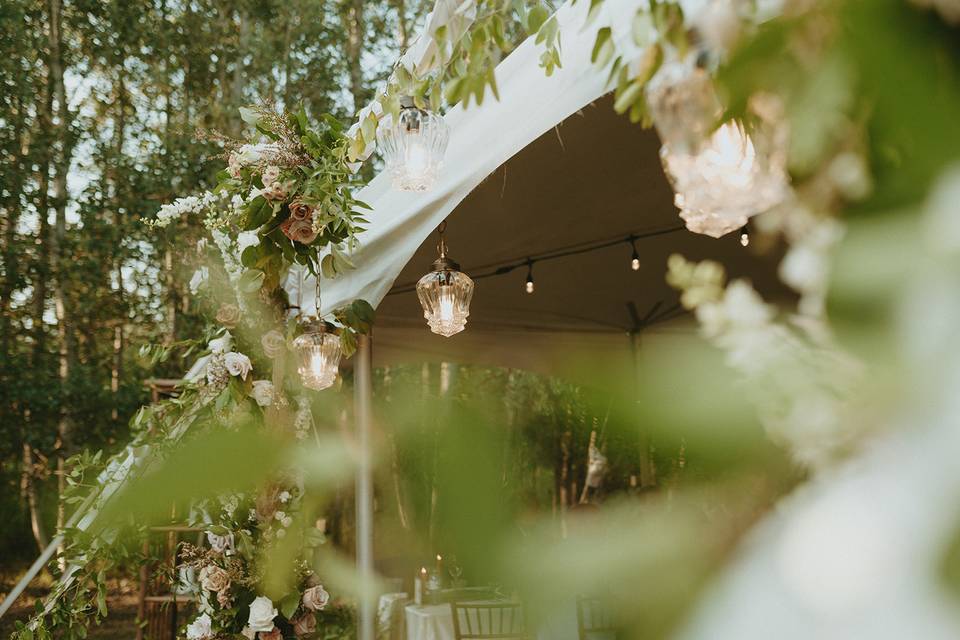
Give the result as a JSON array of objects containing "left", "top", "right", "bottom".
[
  {"left": 175, "top": 482, "right": 353, "bottom": 640},
  {"left": 154, "top": 103, "right": 369, "bottom": 283}
]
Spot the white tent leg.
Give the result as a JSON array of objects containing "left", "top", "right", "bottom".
[{"left": 354, "top": 334, "right": 375, "bottom": 640}]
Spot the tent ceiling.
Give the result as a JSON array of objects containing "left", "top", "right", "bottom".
[{"left": 374, "top": 94, "right": 789, "bottom": 344}]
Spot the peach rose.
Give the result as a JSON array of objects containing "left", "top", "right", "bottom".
[
  {"left": 199, "top": 565, "right": 230, "bottom": 593},
  {"left": 288, "top": 200, "right": 314, "bottom": 221},
  {"left": 280, "top": 217, "right": 318, "bottom": 245},
  {"left": 215, "top": 303, "right": 241, "bottom": 328},
  {"left": 259, "top": 627, "right": 282, "bottom": 640},
  {"left": 301, "top": 585, "right": 329, "bottom": 611},
  {"left": 291, "top": 612, "right": 317, "bottom": 637}
]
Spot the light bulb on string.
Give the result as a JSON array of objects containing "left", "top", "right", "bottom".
[
  {"left": 629, "top": 237, "right": 640, "bottom": 271},
  {"left": 525, "top": 261, "right": 535, "bottom": 294},
  {"left": 740, "top": 226, "right": 750, "bottom": 247}
]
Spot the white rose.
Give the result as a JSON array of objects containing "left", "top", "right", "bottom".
[
  {"left": 237, "top": 230, "right": 261, "bottom": 254},
  {"left": 206, "top": 531, "right": 234, "bottom": 554},
  {"left": 260, "top": 329, "right": 286, "bottom": 359},
  {"left": 251, "top": 380, "right": 274, "bottom": 407},
  {"left": 189, "top": 267, "right": 209, "bottom": 295},
  {"left": 247, "top": 596, "right": 278, "bottom": 633},
  {"left": 186, "top": 613, "right": 213, "bottom": 640},
  {"left": 224, "top": 352, "right": 253, "bottom": 380},
  {"left": 209, "top": 332, "right": 233, "bottom": 355},
  {"left": 301, "top": 585, "right": 330, "bottom": 611}
]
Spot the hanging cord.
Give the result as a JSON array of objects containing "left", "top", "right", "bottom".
[
  {"left": 291, "top": 267, "right": 304, "bottom": 317},
  {"left": 314, "top": 273, "right": 322, "bottom": 319},
  {"left": 436, "top": 220, "right": 448, "bottom": 258}
]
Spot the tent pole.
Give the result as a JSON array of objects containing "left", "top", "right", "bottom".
[
  {"left": 630, "top": 331, "right": 655, "bottom": 489},
  {"left": 354, "top": 333, "right": 375, "bottom": 640}
]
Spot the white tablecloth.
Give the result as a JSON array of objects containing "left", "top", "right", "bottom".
[
  {"left": 405, "top": 602, "right": 456, "bottom": 640},
  {"left": 403, "top": 600, "right": 581, "bottom": 640}
]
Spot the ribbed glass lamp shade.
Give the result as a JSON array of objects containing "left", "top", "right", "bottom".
[
  {"left": 293, "top": 319, "right": 342, "bottom": 390},
  {"left": 661, "top": 121, "right": 788, "bottom": 238},
  {"left": 648, "top": 58, "right": 789, "bottom": 239},
  {"left": 377, "top": 105, "right": 450, "bottom": 192},
  {"left": 416, "top": 259, "right": 474, "bottom": 337}
]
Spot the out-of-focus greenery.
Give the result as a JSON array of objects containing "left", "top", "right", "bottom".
[{"left": 7, "top": 0, "right": 960, "bottom": 639}]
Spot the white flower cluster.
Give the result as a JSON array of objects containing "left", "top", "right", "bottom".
[
  {"left": 189, "top": 266, "right": 209, "bottom": 295},
  {"left": 202, "top": 333, "right": 253, "bottom": 389},
  {"left": 668, "top": 254, "right": 862, "bottom": 467},
  {"left": 293, "top": 396, "right": 314, "bottom": 440},
  {"left": 206, "top": 530, "right": 234, "bottom": 555},
  {"left": 211, "top": 230, "right": 244, "bottom": 284},
  {"left": 251, "top": 380, "right": 274, "bottom": 407},
  {"left": 346, "top": 99, "right": 384, "bottom": 169},
  {"left": 154, "top": 191, "right": 218, "bottom": 228},
  {"left": 227, "top": 143, "right": 278, "bottom": 178},
  {"left": 186, "top": 613, "right": 213, "bottom": 640}
]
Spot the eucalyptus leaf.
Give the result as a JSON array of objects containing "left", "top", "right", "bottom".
[{"left": 243, "top": 196, "right": 272, "bottom": 231}]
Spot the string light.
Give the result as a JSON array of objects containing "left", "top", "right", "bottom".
[
  {"left": 525, "top": 260, "right": 535, "bottom": 294},
  {"left": 629, "top": 237, "right": 640, "bottom": 271},
  {"left": 740, "top": 226, "right": 750, "bottom": 247},
  {"left": 391, "top": 227, "right": 685, "bottom": 298}
]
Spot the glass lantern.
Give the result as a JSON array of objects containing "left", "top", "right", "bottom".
[
  {"left": 661, "top": 120, "right": 788, "bottom": 238},
  {"left": 293, "top": 318, "right": 342, "bottom": 391},
  {"left": 648, "top": 56, "right": 789, "bottom": 239},
  {"left": 416, "top": 241, "right": 474, "bottom": 338},
  {"left": 377, "top": 98, "right": 450, "bottom": 192}
]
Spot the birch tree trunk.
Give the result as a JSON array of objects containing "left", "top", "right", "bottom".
[
  {"left": 343, "top": 0, "right": 366, "bottom": 113},
  {"left": 111, "top": 69, "right": 128, "bottom": 424},
  {"left": 21, "top": 442, "right": 49, "bottom": 551},
  {"left": 47, "top": 0, "right": 77, "bottom": 555}
]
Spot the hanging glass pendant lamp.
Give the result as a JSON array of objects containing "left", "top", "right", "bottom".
[
  {"left": 377, "top": 97, "right": 450, "bottom": 192},
  {"left": 647, "top": 57, "right": 789, "bottom": 239},
  {"left": 416, "top": 222, "right": 474, "bottom": 337},
  {"left": 293, "top": 277, "right": 342, "bottom": 390}
]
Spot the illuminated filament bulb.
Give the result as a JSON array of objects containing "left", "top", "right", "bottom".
[
  {"left": 740, "top": 227, "right": 750, "bottom": 247},
  {"left": 438, "top": 286, "right": 456, "bottom": 322},
  {"left": 525, "top": 262, "right": 535, "bottom": 294}
]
